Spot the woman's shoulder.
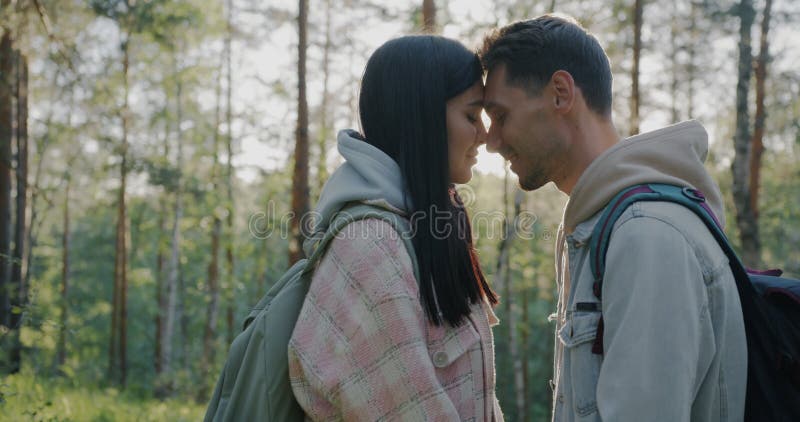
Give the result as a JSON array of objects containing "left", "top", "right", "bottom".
[
  {"left": 310, "top": 217, "right": 419, "bottom": 302},
  {"left": 327, "top": 216, "right": 409, "bottom": 256}
]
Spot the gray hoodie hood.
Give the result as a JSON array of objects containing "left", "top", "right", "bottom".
[
  {"left": 563, "top": 120, "right": 725, "bottom": 233},
  {"left": 303, "top": 129, "right": 410, "bottom": 256}
]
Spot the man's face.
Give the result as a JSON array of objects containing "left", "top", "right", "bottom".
[{"left": 484, "top": 64, "right": 568, "bottom": 191}]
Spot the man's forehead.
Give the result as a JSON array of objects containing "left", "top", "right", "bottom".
[
  {"left": 484, "top": 66, "right": 543, "bottom": 110},
  {"left": 484, "top": 65, "right": 507, "bottom": 89},
  {"left": 484, "top": 71, "right": 510, "bottom": 111}
]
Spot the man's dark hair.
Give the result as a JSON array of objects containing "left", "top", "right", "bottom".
[{"left": 479, "top": 15, "right": 613, "bottom": 116}]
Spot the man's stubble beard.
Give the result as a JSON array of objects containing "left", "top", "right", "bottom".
[{"left": 519, "top": 169, "right": 548, "bottom": 191}]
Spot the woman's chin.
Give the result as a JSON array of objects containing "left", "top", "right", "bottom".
[{"left": 451, "top": 169, "right": 474, "bottom": 184}]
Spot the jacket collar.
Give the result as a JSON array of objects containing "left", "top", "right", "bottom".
[{"left": 568, "top": 211, "right": 602, "bottom": 246}]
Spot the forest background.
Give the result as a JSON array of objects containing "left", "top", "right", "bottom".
[{"left": 0, "top": 0, "right": 798, "bottom": 420}]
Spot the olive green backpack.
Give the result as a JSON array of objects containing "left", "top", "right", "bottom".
[{"left": 204, "top": 204, "right": 418, "bottom": 421}]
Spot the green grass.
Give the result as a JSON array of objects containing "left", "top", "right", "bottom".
[{"left": 0, "top": 372, "right": 205, "bottom": 422}]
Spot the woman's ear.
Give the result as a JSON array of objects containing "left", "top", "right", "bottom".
[{"left": 550, "top": 70, "right": 575, "bottom": 114}]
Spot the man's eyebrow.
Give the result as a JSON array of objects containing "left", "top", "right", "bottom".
[{"left": 467, "top": 99, "right": 483, "bottom": 107}]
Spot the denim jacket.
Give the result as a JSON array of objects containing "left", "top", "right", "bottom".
[{"left": 551, "top": 121, "right": 748, "bottom": 421}]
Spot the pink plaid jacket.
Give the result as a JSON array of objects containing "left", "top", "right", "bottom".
[{"left": 288, "top": 218, "right": 503, "bottom": 421}]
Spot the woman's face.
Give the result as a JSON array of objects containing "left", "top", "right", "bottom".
[{"left": 446, "top": 81, "right": 486, "bottom": 184}]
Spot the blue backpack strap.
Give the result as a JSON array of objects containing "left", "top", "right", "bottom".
[
  {"left": 588, "top": 185, "right": 660, "bottom": 299},
  {"left": 588, "top": 183, "right": 752, "bottom": 297},
  {"left": 587, "top": 183, "right": 756, "bottom": 354}
]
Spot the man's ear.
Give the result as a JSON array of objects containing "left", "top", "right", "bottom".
[{"left": 550, "top": 70, "right": 575, "bottom": 114}]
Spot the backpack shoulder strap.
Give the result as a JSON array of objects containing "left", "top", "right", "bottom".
[
  {"left": 589, "top": 183, "right": 751, "bottom": 298},
  {"left": 303, "top": 203, "right": 420, "bottom": 282},
  {"left": 242, "top": 259, "right": 308, "bottom": 330},
  {"left": 241, "top": 204, "right": 417, "bottom": 330},
  {"left": 587, "top": 183, "right": 755, "bottom": 354}
]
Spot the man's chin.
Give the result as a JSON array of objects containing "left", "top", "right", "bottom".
[{"left": 519, "top": 174, "right": 547, "bottom": 192}]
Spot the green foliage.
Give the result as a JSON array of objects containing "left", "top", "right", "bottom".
[
  {"left": 751, "top": 155, "right": 800, "bottom": 278},
  {"left": 90, "top": 0, "right": 203, "bottom": 45},
  {"left": 0, "top": 370, "right": 204, "bottom": 421},
  {"left": 464, "top": 173, "right": 567, "bottom": 420}
]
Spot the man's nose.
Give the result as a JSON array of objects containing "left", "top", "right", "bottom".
[{"left": 485, "top": 123, "right": 501, "bottom": 153}]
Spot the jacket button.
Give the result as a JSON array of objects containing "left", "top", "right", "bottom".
[{"left": 433, "top": 351, "right": 449, "bottom": 367}]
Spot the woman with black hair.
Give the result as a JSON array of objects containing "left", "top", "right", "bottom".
[{"left": 288, "top": 35, "right": 503, "bottom": 421}]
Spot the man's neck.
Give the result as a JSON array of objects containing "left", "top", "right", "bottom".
[{"left": 557, "top": 114, "right": 620, "bottom": 195}]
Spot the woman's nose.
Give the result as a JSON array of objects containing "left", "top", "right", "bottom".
[{"left": 476, "top": 122, "right": 487, "bottom": 145}]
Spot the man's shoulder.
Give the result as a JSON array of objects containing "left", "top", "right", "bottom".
[
  {"left": 610, "top": 201, "right": 729, "bottom": 272},
  {"left": 614, "top": 200, "right": 705, "bottom": 233}
]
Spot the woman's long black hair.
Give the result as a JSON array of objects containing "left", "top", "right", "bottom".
[{"left": 358, "top": 35, "right": 498, "bottom": 327}]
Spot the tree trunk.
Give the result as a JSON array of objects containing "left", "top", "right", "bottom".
[
  {"left": 224, "top": 0, "right": 236, "bottom": 346},
  {"left": 54, "top": 84, "right": 74, "bottom": 372},
  {"left": 0, "top": 27, "right": 13, "bottom": 340},
  {"left": 9, "top": 51, "right": 28, "bottom": 373},
  {"left": 316, "top": 0, "right": 332, "bottom": 196},
  {"left": 154, "top": 207, "right": 166, "bottom": 377},
  {"left": 509, "top": 189, "right": 525, "bottom": 421},
  {"left": 23, "top": 82, "right": 55, "bottom": 323},
  {"left": 687, "top": 1, "right": 698, "bottom": 119},
  {"left": 110, "top": 37, "right": 130, "bottom": 387},
  {"left": 731, "top": 0, "right": 759, "bottom": 267},
  {"left": 175, "top": 76, "right": 188, "bottom": 371},
  {"left": 119, "top": 39, "right": 130, "bottom": 388},
  {"left": 422, "top": 0, "right": 436, "bottom": 33},
  {"left": 669, "top": 8, "right": 680, "bottom": 124},
  {"left": 630, "top": 0, "right": 643, "bottom": 135},
  {"left": 289, "top": 0, "right": 310, "bottom": 265},
  {"left": 521, "top": 279, "right": 529, "bottom": 420},
  {"left": 58, "top": 178, "right": 70, "bottom": 368},
  {"left": 199, "top": 56, "right": 225, "bottom": 404},
  {"left": 497, "top": 171, "right": 525, "bottom": 421},
  {"left": 748, "top": 0, "right": 772, "bottom": 220},
  {"left": 163, "top": 63, "right": 184, "bottom": 384},
  {"left": 118, "top": 39, "right": 131, "bottom": 388},
  {"left": 154, "top": 110, "right": 170, "bottom": 381},
  {"left": 199, "top": 216, "right": 221, "bottom": 399}
]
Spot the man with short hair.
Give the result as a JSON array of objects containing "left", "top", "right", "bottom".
[{"left": 479, "top": 15, "right": 747, "bottom": 421}]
